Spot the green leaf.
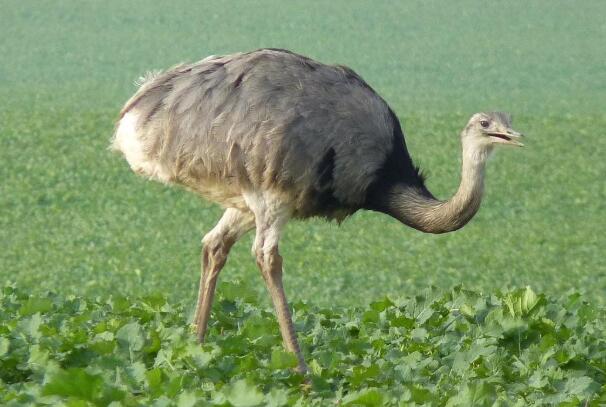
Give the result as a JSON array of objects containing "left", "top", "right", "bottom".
[
  {"left": 146, "top": 367, "right": 164, "bottom": 396},
  {"left": 411, "top": 327, "right": 428, "bottom": 341},
  {"left": 265, "top": 388, "right": 289, "bottom": 407},
  {"left": 369, "top": 297, "right": 394, "bottom": 312},
  {"left": 459, "top": 304, "right": 475, "bottom": 319},
  {"left": 350, "top": 364, "right": 380, "bottom": 386},
  {"left": 183, "top": 343, "right": 213, "bottom": 369},
  {"left": 362, "top": 309, "right": 379, "bottom": 324},
  {"left": 270, "top": 348, "right": 298, "bottom": 370},
  {"left": 109, "top": 296, "right": 130, "bottom": 313},
  {"left": 90, "top": 331, "right": 115, "bottom": 355},
  {"left": 564, "top": 376, "right": 597, "bottom": 396},
  {"left": 342, "top": 388, "right": 383, "bottom": 406},
  {"left": 177, "top": 390, "right": 199, "bottom": 407},
  {"left": 42, "top": 368, "right": 103, "bottom": 401},
  {"left": 409, "top": 384, "right": 433, "bottom": 403},
  {"left": 27, "top": 344, "right": 49, "bottom": 370},
  {"left": 389, "top": 315, "right": 415, "bottom": 329},
  {"left": 116, "top": 321, "right": 144, "bottom": 352},
  {"left": 309, "top": 359, "right": 323, "bottom": 376},
  {"left": 445, "top": 382, "right": 494, "bottom": 406},
  {"left": 19, "top": 297, "right": 53, "bottom": 316},
  {"left": 126, "top": 361, "right": 146, "bottom": 385},
  {"left": 142, "top": 293, "right": 167, "bottom": 309},
  {"left": 224, "top": 379, "right": 265, "bottom": 407},
  {"left": 504, "top": 286, "right": 540, "bottom": 317},
  {"left": 154, "top": 348, "right": 174, "bottom": 368},
  {"left": 521, "top": 286, "right": 539, "bottom": 313},
  {"left": 0, "top": 337, "right": 9, "bottom": 357},
  {"left": 18, "top": 312, "right": 43, "bottom": 339},
  {"left": 221, "top": 280, "right": 257, "bottom": 303},
  {"left": 528, "top": 370, "right": 549, "bottom": 389},
  {"left": 98, "top": 385, "right": 126, "bottom": 405}
]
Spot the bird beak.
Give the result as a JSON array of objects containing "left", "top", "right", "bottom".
[{"left": 485, "top": 128, "right": 524, "bottom": 147}]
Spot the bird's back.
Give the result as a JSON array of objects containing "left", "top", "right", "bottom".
[{"left": 112, "top": 49, "right": 423, "bottom": 220}]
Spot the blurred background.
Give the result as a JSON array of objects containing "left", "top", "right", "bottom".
[{"left": 1, "top": 1, "right": 604, "bottom": 307}]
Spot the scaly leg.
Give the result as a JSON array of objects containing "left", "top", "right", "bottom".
[
  {"left": 194, "top": 208, "right": 254, "bottom": 343},
  {"left": 245, "top": 193, "right": 308, "bottom": 373},
  {"left": 259, "top": 246, "right": 308, "bottom": 373}
]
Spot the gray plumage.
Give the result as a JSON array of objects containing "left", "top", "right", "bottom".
[{"left": 114, "top": 49, "right": 395, "bottom": 221}]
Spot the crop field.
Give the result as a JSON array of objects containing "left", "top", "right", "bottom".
[{"left": 1, "top": 1, "right": 605, "bottom": 405}]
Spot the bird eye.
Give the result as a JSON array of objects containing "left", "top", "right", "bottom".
[{"left": 480, "top": 120, "right": 490, "bottom": 128}]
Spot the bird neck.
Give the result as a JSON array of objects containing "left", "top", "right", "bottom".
[{"left": 387, "top": 141, "right": 489, "bottom": 234}]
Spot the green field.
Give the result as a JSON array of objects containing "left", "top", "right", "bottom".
[{"left": 1, "top": 1, "right": 605, "bottom": 404}]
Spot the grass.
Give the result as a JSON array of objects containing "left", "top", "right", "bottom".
[{"left": 1, "top": 0, "right": 605, "bottom": 310}]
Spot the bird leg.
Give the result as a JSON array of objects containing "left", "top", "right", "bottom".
[
  {"left": 257, "top": 245, "right": 308, "bottom": 374},
  {"left": 250, "top": 202, "right": 308, "bottom": 374},
  {"left": 194, "top": 208, "right": 254, "bottom": 343}
]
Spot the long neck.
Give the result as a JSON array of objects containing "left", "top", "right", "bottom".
[{"left": 387, "top": 142, "right": 489, "bottom": 234}]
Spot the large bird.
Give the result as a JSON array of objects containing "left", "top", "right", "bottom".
[{"left": 111, "top": 48, "right": 523, "bottom": 373}]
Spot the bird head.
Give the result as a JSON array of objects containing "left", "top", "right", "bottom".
[{"left": 462, "top": 112, "right": 524, "bottom": 151}]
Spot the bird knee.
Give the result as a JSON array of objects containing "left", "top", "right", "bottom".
[
  {"left": 255, "top": 245, "right": 282, "bottom": 280},
  {"left": 202, "top": 235, "right": 234, "bottom": 271}
]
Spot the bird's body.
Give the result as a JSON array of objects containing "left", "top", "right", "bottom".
[
  {"left": 112, "top": 48, "right": 523, "bottom": 373},
  {"left": 113, "top": 49, "right": 423, "bottom": 222}
]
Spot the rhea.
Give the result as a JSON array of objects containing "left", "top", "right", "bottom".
[{"left": 111, "top": 48, "right": 523, "bottom": 373}]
